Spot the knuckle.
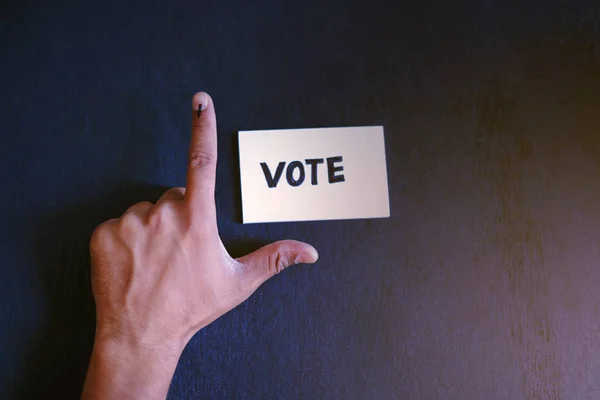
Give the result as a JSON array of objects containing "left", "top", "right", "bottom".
[
  {"left": 120, "top": 210, "right": 142, "bottom": 232},
  {"left": 136, "top": 200, "right": 153, "bottom": 209},
  {"left": 90, "top": 221, "right": 114, "bottom": 251},
  {"left": 148, "top": 201, "right": 177, "bottom": 227},
  {"left": 189, "top": 147, "right": 215, "bottom": 170},
  {"left": 268, "top": 250, "right": 291, "bottom": 277},
  {"left": 167, "top": 187, "right": 185, "bottom": 198},
  {"left": 123, "top": 201, "right": 152, "bottom": 218}
]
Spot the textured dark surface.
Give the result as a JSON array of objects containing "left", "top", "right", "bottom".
[{"left": 2, "top": 1, "right": 600, "bottom": 399}]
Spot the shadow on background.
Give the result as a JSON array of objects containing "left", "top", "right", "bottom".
[{"left": 229, "top": 130, "right": 244, "bottom": 224}]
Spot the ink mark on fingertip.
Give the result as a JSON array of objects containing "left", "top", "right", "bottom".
[{"left": 196, "top": 106, "right": 202, "bottom": 118}]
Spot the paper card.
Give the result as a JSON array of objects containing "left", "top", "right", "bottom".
[{"left": 238, "top": 126, "right": 390, "bottom": 223}]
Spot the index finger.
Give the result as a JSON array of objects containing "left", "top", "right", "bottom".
[{"left": 186, "top": 92, "right": 218, "bottom": 211}]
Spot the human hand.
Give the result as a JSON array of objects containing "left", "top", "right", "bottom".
[{"left": 81, "top": 92, "right": 318, "bottom": 400}]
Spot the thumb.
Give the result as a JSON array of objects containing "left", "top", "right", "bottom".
[{"left": 238, "top": 240, "right": 319, "bottom": 286}]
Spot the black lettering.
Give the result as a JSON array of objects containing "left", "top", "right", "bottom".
[
  {"left": 286, "top": 160, "right": 305, "bottom": 187},
  {"left": 304, "top": 158, "right": 324, "bottom": 185},
  {"left": 260, "top": 161, "right": 286, "bottom": 188},
  {"left": 327, "top": 156, "right": 345, "bottom": 183}
]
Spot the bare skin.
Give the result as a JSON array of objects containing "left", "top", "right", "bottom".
[{"left": 81, "top": 92, "right": 318, "bottom": 400}]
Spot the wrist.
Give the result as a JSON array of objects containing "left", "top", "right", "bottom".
[
  {"left": 82, "top": 334, "right": 183, "bottom": 400},
  {"left": 92, "top": 335, "right": 183, "bottom": 369}
]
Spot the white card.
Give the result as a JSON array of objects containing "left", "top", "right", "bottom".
[{"left": 238, "top": 126, "right": 390, "bottom": 223}]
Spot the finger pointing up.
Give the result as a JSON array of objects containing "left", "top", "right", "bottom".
[{"left": 186, "top": 92, "right": 217, "bottom": 213}]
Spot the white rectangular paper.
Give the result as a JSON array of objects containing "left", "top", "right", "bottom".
[{"left": 238, "top": 126, "right": 390, "bottom": 223}]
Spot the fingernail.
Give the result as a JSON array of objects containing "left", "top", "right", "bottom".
[
  {"left": 295, "top": 247, "right": 319, "bottom": 264},
  {"left": 193, "top": 92, "right": 208, "bottom": 118}
]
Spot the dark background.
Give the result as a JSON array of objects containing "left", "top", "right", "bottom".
[{"left": 2, "top": 1, "right": 600, "bottom": 399}]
